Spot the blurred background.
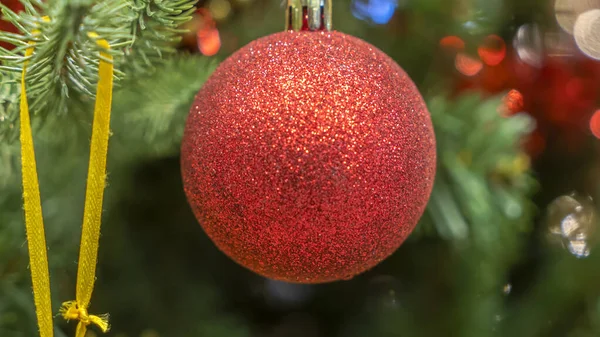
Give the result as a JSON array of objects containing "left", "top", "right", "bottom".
[{"left": 2, "top": 0, "right": 600, "bottom": 336}]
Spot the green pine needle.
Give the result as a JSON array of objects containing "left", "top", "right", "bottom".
[
  {"left": 111, "top": 55, "right": 219, "bottom": 159},
  {"left": 415, "top": 93, "right": 537, "bottom": 247},
  {"left": 0, "top": 0, "right": 198, "bottom": 143}
]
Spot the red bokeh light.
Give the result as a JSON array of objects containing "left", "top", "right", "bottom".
[
  {"left": 590, "top": 110, "right": 600, "bottom": 139},
  {"left": 478, "top": 35, "right": 506, "bottom": 66},
  {"left": 198, "top": 28, "right": 221, "bottom": 56},
  {"left": 502, "top": 89, "right": 525, "bottom": 116},
  {"left": 0, "top": 0, "right": 24, "bottom": 50},
  {"left": 196, "top": 9, "right": 221, "bottom": 56},
  {"left": 523, "top": 130, "right": 546, "bottom": 159},
  {"left": 440, "top": 35, "right": 465, "bottom": 51},
  {"left": 455, "top": 53, "right": 483, "bottom": 76}
]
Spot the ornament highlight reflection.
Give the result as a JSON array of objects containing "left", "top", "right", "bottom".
[{"left": 286, "top": 0, "right": 333, "bottom": 31}]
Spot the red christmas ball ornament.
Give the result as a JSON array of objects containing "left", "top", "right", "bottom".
[{"left": 181, "top": 5, "right": 435, "bottom": 284}]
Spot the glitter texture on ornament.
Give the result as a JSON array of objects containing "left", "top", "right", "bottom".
[{"left": 181, "top": 31, "right": 436, "bottom": 283}]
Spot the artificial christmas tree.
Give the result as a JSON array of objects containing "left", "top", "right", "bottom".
[{"left": 1, "top": 0, "right": 600, "bottom": 337}]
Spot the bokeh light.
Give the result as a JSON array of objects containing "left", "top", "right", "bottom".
[
  {"left": 455, "top": 53, "right": 483, "bottom": 76},
  {"left": 0, "top": 0, "right": 23, "bottom": 50},
  {"left": 352, "top": 0, "right": 399, "bottom": 25},
  {"left": 547, "top": 194, "right": 597, "bottom": 259},
  {"left": 503, "top": 283, "right": 512, "bottom": 295},
  {"left": 589, "top": 109, "right": 600, "bottom": 138},
  {"left": 234, "top": 0, "right": 253, "bottom": 5},
  {"left": 574, "top": 9, "right": 600, "bottom": 60},
  {"left": 440, "top": 35, "right": 465, "bottom": 50},
  {"left": 524, "top": 130, "right": 546, "bottom": 159},
  {"left": 513, "top": 24, "right": 544, "bottom": 67},
  {"left": 208, "top": 0, "right": 232, "bottom": 21},
  {"left": 555, "top": 0, "right": 600, "bottom": 34},
  {"left": 196, "top": 9, "right": 221, "bottom": 56},
  {"left": 478, "top": 35, "right": 507, "bottom": 66},
  {"left": 198, "top": 28, "right": 221, "bottom": 56},
  {"left": 502, "top": 89, "right": 525, "bottom": 116}
]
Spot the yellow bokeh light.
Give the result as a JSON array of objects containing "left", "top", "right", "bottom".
[{"left": 209, "top": 0, "right": 233, "bottom": 21}]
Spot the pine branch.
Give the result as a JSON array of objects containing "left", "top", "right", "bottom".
[
  {"left": 110, "top": 55, "right": 219, "bottom": 159},
  {"left": 412, "top": 93, "right": 537, "bottom": 337},
  {"left": 415, "top": 93, "right": 537, "bottom": 246},
  {"left": 0, "top": 0, "right": 128, "bottom": 114},
  {"left": 0, "top": 70, "right": 20, "bottom": 143},
  {"left": 124, "top": 0, "right": 197, "bottom": 74},
  {"left": 0, "top": 0, "right": 198, "bottom": 143},
  {"left": 0, "top": 53, "right": 217, "bottom": 336}
]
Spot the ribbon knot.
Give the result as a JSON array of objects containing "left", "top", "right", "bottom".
[{"left": 60, "top": 301, "right": 110, "bottom": 334}]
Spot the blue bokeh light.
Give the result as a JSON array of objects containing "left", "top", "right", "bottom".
[{"left": 351, "top": 0, "right": 399, "bottom": 25}]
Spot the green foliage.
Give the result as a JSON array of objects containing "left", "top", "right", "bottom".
[
  {"left": 110, "top": 56, "right": 219, "bottom": 159},
  {"left": 421, "top": 94, "right": 537, "bottom": 337},
  {"left": 0, "top": 0, "right": 197, "bottom": 143},
  {"left": 0, "top": 70, "right": 20, "bottom": 145},
  {"left": 419, "top": 94, "right": 536, "bottom": 246},
  {"left": 0, "top": 54, "right": 217, "bottom": 336},
  {"left": 125, "top": 0, "right": 197, "bottom": 74},
  {"left": 0, "top": 138, "right": 87, "bottom": 336},
  {"left": 0, "top": 3, "right": 212, "bottom": 333},
  {"left": 502, "top": 248, "right": 600, "bottom": 337}
]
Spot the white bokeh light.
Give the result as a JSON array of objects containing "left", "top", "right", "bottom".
[
  {"left": 574, "top": 9, "right": 600, "bottom": 59},
  {"left": 555, "top": 0, "right": 600, "bottom": 34}
]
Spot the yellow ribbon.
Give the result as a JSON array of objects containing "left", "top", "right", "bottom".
[
  {"left": 20, "top": 21, "right": 54, "bottom": 337},
  {"left": 20, "top": 22, "right": 114, "bottom": 337},
  {"left": 60, "top": 31, "right": 114, "bottom": 337}
]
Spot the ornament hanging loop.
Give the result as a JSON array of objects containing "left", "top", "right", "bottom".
[{"left": 286, "top": 0, "right": 332, "bottom": 32}]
